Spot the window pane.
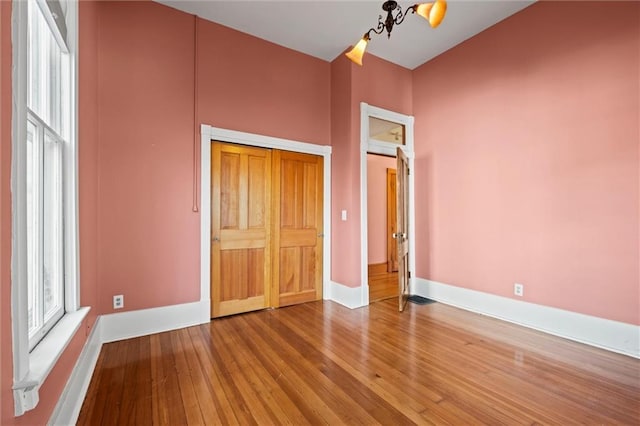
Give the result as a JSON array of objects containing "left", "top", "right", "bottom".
[
  {"left": 27, "top": 2, "right": 42, "bottom": 116},
  {"left": 369, "top": 117, "right": 405, "bottom": 145},
  {"left": 26, "top": 120, "right": 41, "bottom": 337},
  {"left": 43, "top": 132, "right": 63, "bottom": 321},
  {"left": 28, "top": 0, "right": 66, "bottom": 136},
  {"left": 48, "top": 34, "right": 62, "bottom": 134},
  {"left": 60, "top": 49, "right": 70, "bottom": 140}
]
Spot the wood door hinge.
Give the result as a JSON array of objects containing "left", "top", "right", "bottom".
[
  {"left": 407, "top": 168, "right": 410, "bottom": 176},
  {"left": 408, "top": 271, "right": 412, "bottom": 279}
]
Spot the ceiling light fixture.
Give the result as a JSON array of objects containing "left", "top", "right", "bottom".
[{"left": 345, "top": 0, "right": 447, "bottom": 66}]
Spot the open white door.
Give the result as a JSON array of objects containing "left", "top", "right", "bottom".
[{"left": 396, "top": 147, "right": 410, "bottom": 312}]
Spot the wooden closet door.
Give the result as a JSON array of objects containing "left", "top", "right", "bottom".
[
  {"left": 211, "top": 142, "right": 272, "bottom": 318},
  {"left": 272, "top": 151, "right": 323, "bottom": 307}
]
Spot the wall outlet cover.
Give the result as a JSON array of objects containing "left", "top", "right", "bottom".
[
  {"left": 113, "top": 295, "right": 124, "bottom": 309},
  {"left": 514, "top": 283, "right": 524, "bottom": 297}
]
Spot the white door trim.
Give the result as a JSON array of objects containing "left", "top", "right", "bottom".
[
  {"left": 359, "top": 103, "right": 416, "bottom": 306},
  {"left": 199, "top": 125, "right": 332, "bottom": 320}
]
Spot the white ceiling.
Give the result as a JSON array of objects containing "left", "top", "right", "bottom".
[{"left": 154, "top": 0, "right": 534, "bottom": 70}]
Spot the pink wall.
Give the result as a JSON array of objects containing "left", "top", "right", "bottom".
[
  {"left": 330, "top": 53, "right": 412, "bottom": 287},
  {"left": 352, "top": 55, "right": 412, "bottom": 117},
  {"left": 330, "top": 54, "right": 361, "bottom": 287},
  {"left": 367, "top": 154, "right": 396, "bottom": 264},
  {"left": 196, "top": 20, "right": 331, "bottom": 146},
  {"left": 96, "top": 1, "right": 200, "bottom": 314},
  {"left": 413, "top": 1, "right": 640, "bottom": 325}
]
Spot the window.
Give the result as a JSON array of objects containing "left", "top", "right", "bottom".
[
  {"left": 12, "top": 0, "right": 86, "bottom": 416},
  {"left": 26, "top": 118, "right": 65, "bottom": 349},
  {"left": 26, "top": 0, "right": 69, "bottom": 350},
  {"left": 369, "top": 116, "right": 405, "bottom": 145}
]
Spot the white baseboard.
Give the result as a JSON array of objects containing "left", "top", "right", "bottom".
[
  {"left": 328, "top": 281, "right": 366, "bottom": 309},
  {"left": 48, "top": 316, "right": 103, "bottom": 426},
  {"left": 49, "top": 300, "right": 211, "bottom": 425},
  {"left": 414, "top": 278, "right": 640, "bottom": 359},
  {"left": 100, "top": 300, "right": 210, "bottom": 343}
]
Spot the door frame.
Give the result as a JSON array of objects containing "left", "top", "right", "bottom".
[
  {"left": 200, "top": 124, "right": 332, "bottom": 311},
  {"left": 359, "top": 103, "right": 416, "bottom": 307}
]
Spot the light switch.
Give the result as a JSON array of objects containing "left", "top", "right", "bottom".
[{"left": 341, "top": 210, "right": 347, "bottom": 221}]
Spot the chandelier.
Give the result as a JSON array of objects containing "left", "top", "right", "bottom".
[{"left": 346, "top": 0, "right": 448, "bottom": 66}]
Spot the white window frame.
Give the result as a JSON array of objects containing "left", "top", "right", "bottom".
[{"left": 11, "top": 0, "right": 88, "bottom": 416}]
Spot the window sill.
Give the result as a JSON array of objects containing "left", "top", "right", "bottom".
[{"left": 13, "top": 306, "right": 90, "bottom": 415}]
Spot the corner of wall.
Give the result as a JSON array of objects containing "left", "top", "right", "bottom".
[{"left": 328, "top": 281, "right": 366, "bottom": 310}]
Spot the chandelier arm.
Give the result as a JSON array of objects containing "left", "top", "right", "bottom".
[
  {"left": 393, "top": 4, "right": 409, "bottom": 26},
  {"left": 375, "top": 15, "right": 386, "bottom": 35},
  {"left": 406, "top": 5, "right": 419, "bottom": 16},
  {"left": 366, "top": 20, "right": 386, "bottom": 38}
]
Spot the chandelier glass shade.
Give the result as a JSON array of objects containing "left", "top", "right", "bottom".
[
  {"left": 346, "top": 0, "right": 448, "bottom": 66},
  {"left": 345, "top": 34, "right": 371, "bottom": 66}
]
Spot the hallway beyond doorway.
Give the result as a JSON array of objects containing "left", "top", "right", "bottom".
[{"left": 368, "top": 263, "right": 397, "bottom": 302}]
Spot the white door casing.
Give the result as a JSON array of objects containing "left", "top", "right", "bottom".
[{"left": 359, "top": 103, "right": 416, "bottom": 307}]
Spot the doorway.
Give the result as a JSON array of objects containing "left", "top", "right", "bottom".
[
  {"left": 359, "top": 104, "right": 415, "bottom": 307},
  {"left": 367, "top": 153, "right": 397, "bottom": 302}
]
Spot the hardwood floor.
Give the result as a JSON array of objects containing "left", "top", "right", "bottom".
[
  {"left": 78, "top": 300, "right": 640, "bottom": 425},
  {"left": 369, "top": 263, "right": 397, "bottom": 302}
]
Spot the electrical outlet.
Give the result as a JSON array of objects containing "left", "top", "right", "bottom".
[
  {"left": 514, "top": 283, "right": 524, "bottom": 297},
  {"left": 113, "top": 294, "right": 124, "bottom": 309}
]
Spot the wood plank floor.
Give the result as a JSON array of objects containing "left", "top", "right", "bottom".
[
  {"left": 369, "top": 265, "right": 397, "bottom": 302},
  {"left": 78, "top": 300, "right": 640, "bottom": 425}
]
